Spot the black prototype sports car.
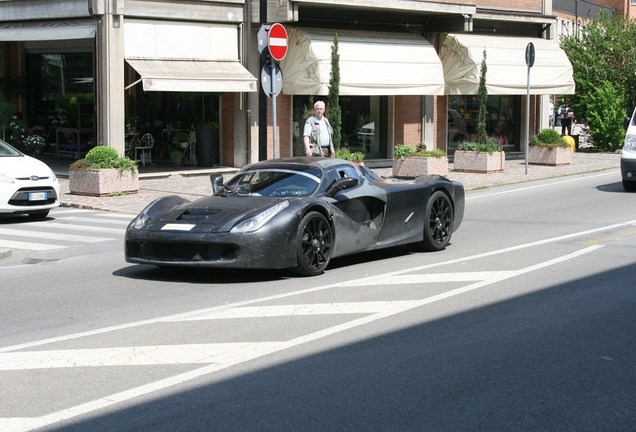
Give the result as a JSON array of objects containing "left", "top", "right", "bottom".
[{"left": 125, "top": 157, "right": 465, "bottom": 276}]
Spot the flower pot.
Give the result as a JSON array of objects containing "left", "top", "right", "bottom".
[
  {"left": 453, "top": 150, "right": 505, "bottom": 173},
  {"left": 392, "top": 156, "right": 449, "bottom": 178},
  {"left": 528, "top": 146, "right": 572, "bottom": 166},
  {"left": 69, "top": 168, "right": 139, "bottom": 196}
]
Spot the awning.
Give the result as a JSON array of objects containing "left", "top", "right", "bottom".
[
  {"left": 126, "top": 59, "right": 257, "bottom": 92},
  {"left": 0, "top": 19, "right": 95, "bottom": 41},
  {"left": 440, "top": 33, "right": 575, "bottom": 95},
  {"left": 279, "top": 27, "right": 445, "bottom": 96}
]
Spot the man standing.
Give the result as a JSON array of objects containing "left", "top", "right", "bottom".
[{"left": 303, "top": 101, "right": 335, "bottom": 157}]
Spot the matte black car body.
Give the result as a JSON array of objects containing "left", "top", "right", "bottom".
[{"left": 125, "top": 157, "right": 465, "bottom": 276}]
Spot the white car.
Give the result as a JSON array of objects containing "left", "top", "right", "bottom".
[{"left": 0, "top": 138, "right": 60, "bottom": 218}]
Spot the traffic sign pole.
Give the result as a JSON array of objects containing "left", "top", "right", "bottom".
[
  {"left": 524, "top": 42, "right": 535, "bottom": 175},
  {"left": 271, "top": 57, "right": 278, "bottom": 159}
]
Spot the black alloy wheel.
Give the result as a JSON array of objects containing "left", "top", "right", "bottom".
[
  {"left": 415, "top": 190, "right": 453, "bottom": 252},
  {"left": 294, "top": 211, "right": 333, "bottom": 276}
]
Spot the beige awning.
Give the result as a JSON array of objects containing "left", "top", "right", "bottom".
[
  {"left": 126, "top": 59, "right": 257, "bottom": 92},
  {"left": 0, "top": 19, "right": 95, "bottom": 41},
  {"left": 279, "top": 27, "right": 445, "bottom": 96},
  {"left": 440, "top": 33, "right": 575, "bottom": 95}
]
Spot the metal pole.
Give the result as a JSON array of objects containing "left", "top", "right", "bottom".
[
  {"left": 271, "top": 57, "right": 278, "bottom": 159},
  {"left": 525, "top": 65, "right": 530, "bottom": 175}
]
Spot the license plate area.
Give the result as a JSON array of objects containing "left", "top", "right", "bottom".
[{"left": 29, "top": 192, "right": 47, "bottom": 201}]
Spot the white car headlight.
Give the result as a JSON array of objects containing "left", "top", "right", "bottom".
[
  {"left": 624, "top": 134, "right": 636, "bottom": 151},
  {"left": 0, "top": 172, "right": 15, "bottom": 184},
  {"left": 231, "top": 200, "right": 290, "bottom": 234}
]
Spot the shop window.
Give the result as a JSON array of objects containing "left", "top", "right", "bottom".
[
  {"left": 26, "top": 52, "right": 94, "bottom": 130},
  {"left": 292, "top": 95, "right": 386, "bottom": 158},
  {"left": 448, "top": 95, "right": 519, "bottom": 151}
]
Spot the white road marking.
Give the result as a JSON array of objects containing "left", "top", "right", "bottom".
[
  {"left": 0, "top": 246, "right": 603, "bottom": 432},
  {"left": 170, "top": 301, "right": 414, "bottom": 321},
  {"left": 60, "top": 216, "right": 131, "bottom": 225},
  {"left": 341, "top": 271, "right": 513, "bottom": 286},
  {"left": 0, "top": 239, "right": 63, "bottom": 251},
  {"left": 28, "top": 222, "right": 124, "bottom": 234},
  {"left": 0, "top": 227, "right": 112, "bottom": 243},
  {"left": 466, "top": 171, "right": 617, "bottom": 199},
  {"left": 0, "top": 343, "right": 285, "bottom": 370}
]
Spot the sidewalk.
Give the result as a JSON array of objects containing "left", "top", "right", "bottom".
[
  {"left": 0, "top": 151, "right": 621, "bottom": 261},
  {"left": 54, "top": 151, "right": 620, "bottom": 215}
]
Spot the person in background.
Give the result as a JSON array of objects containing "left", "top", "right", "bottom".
[
  {"left": 560, "top": 101, "right": 574, "bottom": 136},
  {"left": 303, "top": 101, "right": 334, "bottom": 157}
]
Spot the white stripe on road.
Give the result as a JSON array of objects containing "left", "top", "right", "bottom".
[
  {"left": 28, "top": 222, "right": 124, "bottom": 235},
  {"left": 0, "top": 343, "right": 285, "bottom": 370},
  {"left": 0, "top": 246, "right": 603, "bottom": 432},
  {"left": 0, "top": 227, "right": 112, "bottom": 243},
  {"left": 54, "top": 216, "right": 130, "bottom": 226},
  {"left": 341, "top": 271, "right": 513, "bottom": 286},
  {"left": 0, "top": 239, "right": 63, "bottom": 251}
]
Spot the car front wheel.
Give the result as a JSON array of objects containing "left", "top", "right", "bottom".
[
  {"left": 413, "top": 190, "right": 453, "bottom": 252},
  {"left": 294, "top": 211, "right": 333, "bottom": 276}
]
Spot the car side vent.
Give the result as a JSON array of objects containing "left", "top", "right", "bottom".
[{"left": 178, "top": 208, "right": 223, "bottom": 221}]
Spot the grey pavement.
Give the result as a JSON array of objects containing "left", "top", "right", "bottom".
[{"left": 0, "top": 151, "right": 622, "bottom": 260}]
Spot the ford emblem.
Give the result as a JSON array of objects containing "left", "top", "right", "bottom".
[{"left": 30, "top": 176, "right": 41, "bottom": 181}]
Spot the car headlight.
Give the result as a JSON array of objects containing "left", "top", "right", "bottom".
[
  {"left": 0, "top": 172, "right": 15, "bottom": 184},
  {"left": 231, "top": 200, "right": 289, "bottom": 234},
  {"left": 130, "top": 208, "right": 150, "bottom": 230},
  {"left": 624, "top": 134, "right": 636, "bottom": 151}
]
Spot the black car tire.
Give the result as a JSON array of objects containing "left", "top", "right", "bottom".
[
  {"left": 28, "top": 210, "right": 50, "bottom": 220},
  {"left": 294, "top": 211, "right": 333, "bottom": 276},
  {"left": 623, "top": 180, "right": 636, "bottom": 192},
  {"left": 413, "top": 190, "right": 453, "bottom": 252}
]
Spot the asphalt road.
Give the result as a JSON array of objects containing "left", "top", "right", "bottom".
[{"left": 0, "top": 169, "right": 634, "bottom": 431}]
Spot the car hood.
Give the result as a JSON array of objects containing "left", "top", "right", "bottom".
[
  {"left": 0, "top": 155, "right": 56, "bottom": 180},
  {"left": 147, "top": 195, "right": 291, "bottom": 233}
]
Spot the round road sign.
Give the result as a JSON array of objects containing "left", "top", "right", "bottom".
[{"left": 268, "top": 23, "right": 288, "bottom": 61}]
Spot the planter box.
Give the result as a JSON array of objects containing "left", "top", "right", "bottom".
[
  {"left": 528, "top": 146, "right": 572, "bottom": 166},
  {"left": 453, "top": 150, "right": 505, "bottom": 173},
  {"left": 392, "top": 156, "right": 449, "bottom": 178},
  {"left": 69, "top": 168, "right": 139, "bottom": 196}
]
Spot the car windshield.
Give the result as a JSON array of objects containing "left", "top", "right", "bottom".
[
  {"left": 219, "top": 168, "right": 322, "bottom": 197},
  {"left": 0, "top": 139, "right": 22, "bottom": 157}
]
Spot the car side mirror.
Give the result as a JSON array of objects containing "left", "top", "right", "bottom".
[
  {"left": 325, "top": 177, "right": 359, "bottom": 197},
  {"left": 210, "top": 174, "right": 224, "bottom": 193},
  {"left": 624, "top": 115, "right": 631, "bottom": 131}
]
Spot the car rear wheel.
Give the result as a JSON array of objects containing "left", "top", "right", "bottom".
[
  {"left": 294, "top": 211, "right": 333, "bottom": 276},
  {"left": 413, "top": 191, "right": 453, "bottom": 252}
]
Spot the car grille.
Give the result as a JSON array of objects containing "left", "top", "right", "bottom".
[
  {"left": 9, "top": 187, "right": 58, "bottom": 206},
  {"left": 126, "top": 240, "right": 238, "bottom": 262},
  {"left": 177, "top": 208, "right": 223, "bottom": 222}
]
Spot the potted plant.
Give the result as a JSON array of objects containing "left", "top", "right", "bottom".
[
  {"left": 453, "top": 139, "right": 505, "bottom": 173},
  {"left": 392, "top": 143, "right": 448, "bottom": 178},
  {"left": 24, "top": 125, "right": 48, "bottom": 156},
  {"left": 528, "top": 128, "right": 572, "bottom": 166},
  {"left": 173, "top": 132, "right": 190, "bottom": 149},
  {"left": 169, "top": 149, "right": 185, "bottom": 167},
  {"left": 69, "top": 145, "right": 138, "bottom": 196},
  {"left": 196, "top": 119, "right": 218, "bottom": 167},
  {"left": 334, "top": 148, "right": 365, "bottom": 165}
]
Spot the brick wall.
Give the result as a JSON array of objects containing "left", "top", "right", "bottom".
[{"left": 394, "top": 95, "right": 422, "bottom": 145}]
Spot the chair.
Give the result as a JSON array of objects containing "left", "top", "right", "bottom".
[{"left": 135, "top": 133, "right": 154, "bottom": 165}]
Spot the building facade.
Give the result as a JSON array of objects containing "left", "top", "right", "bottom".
[{"left": 0, "top": 0, "right": 574, "bottom": 167}]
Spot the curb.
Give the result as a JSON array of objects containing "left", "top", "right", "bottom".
[{"left": 0, "top": 248, "right": 11, "bottom": 260}]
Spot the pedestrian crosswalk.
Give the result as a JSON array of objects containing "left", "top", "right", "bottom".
[{"left": 0, "top": 208, "right": 134, "bottom": 253}]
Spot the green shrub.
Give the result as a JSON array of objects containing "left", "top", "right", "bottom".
[
  {"left": 458, "top": 137, "right": 503, "bottom": 154},
  {"left": 394, "top": 144, "right": 445, "bottom": 160},
  {"left": 335, "top": 148, "right": 365, "bottom": 162},
  {"left": 531, "top": 128, "right": 569, "bottom": 147},
  {"left": 72, "top": 145, "right": 137, "bottom": 171},
  {"left": 580, "top": 80, "right": 626, "bottom": 151}
]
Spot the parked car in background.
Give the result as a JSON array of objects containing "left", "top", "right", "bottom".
[
  {"left": 0, "top": 138, "right": 60, "bottom": 218},
  {"left": 622, "top": 108, "right": 636, "bottom": 192},
  {"left": 126, "top": 157, "right": 465, "bottom": 276}
]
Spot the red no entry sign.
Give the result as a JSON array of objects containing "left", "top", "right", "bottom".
[{"left": 268, "top": 23, "right": 288, "bottom": 61}]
